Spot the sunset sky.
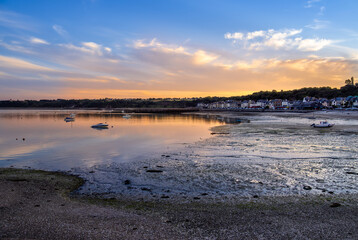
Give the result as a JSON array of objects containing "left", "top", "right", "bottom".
[{"left": 1, "top": 0, "right": 358, "bottom": 99}]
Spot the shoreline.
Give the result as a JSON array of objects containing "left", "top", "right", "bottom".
[{"left": 2, "top": 168, "right": 358, "bottom": 239}]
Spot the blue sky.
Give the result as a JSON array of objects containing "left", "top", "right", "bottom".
[{"left": 0, "top": 0, "right": 357, "bottom": 99}]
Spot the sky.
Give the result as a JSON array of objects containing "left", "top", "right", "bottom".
[{"left": 0, "top": 0, "right": 358, "bottom": 100}]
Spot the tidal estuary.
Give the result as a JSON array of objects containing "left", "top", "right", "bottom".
[{"left": 1, "top": 110, "right": 358, "bottom": 201}]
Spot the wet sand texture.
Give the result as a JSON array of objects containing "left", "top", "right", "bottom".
[{"left": 2, "top": 168, "right": 358, "bottom": 239}]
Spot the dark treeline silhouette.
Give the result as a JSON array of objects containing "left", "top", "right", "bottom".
[{"left": 1, "top": 80, "right": 358, "bottom": 109}]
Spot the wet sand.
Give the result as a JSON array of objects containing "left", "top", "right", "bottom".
[{"left": 1, "top": 168, "right": 358, "bottom": 239}]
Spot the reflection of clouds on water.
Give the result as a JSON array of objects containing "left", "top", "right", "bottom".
[
  {"left": 0, "top": 110, "right": 220, "bottom": 170},
  {"left": 0, "top": 143, "right": 56, "bottom": 160}
]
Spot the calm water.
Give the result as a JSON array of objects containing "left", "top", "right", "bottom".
[
  {"left": 0, "top": 110, "right": 222, "bottom": 169},
  {"left": 1, "top": 110, "right": 358, "bottom": 200}
]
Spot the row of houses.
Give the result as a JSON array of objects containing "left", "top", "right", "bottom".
[{"left": 197, "top": 96, "right": 358, "bottom": 110}]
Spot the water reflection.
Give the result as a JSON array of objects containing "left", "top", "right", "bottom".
[{"left": 0, "top": 110, "right": 223, "bottom": 170}]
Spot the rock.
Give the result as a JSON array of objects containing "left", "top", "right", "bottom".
[
  {"left": 201, "top": 193, "right": 208, "bottom": 196},
  {"left": 141, "top": 187, "right": 151, "bottom": 191},
  {"left": 161, "top": 195, "right": 169, "bottom": 199},
  {"left": 253, "top": 195, "right": 259, "bottom": 198},
  {"left": 330, "top": 203, "right": 341, "bottom": 208},
  {"left": 89, "top": 170, "right": 95, "bottom": 173},
  {"left": 146, "top": 169, "right": 163, "bottom": 173},
  {"left": 156, "top": 165, "right": 164, "bottom": 168},
  {"left": 124, "top": 180, "right": 131, "bottom": 185},
  {"left": 34, "top": 204, "right": 40, "bottom": 207},
  {"left": 303, "top": 185, "right": 312, "bottom": 190},
  {"left": 346, "top": 171, "right": 358, "bottom": 175},
  {"left": 193, "top": 197, "right": 200, "bottom": 200},
  {"left": 328, "top": 191, "right": 334, "bottom": 194}
]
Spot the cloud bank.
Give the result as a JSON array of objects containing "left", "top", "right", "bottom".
[{"left": 225, "top": 28, "right": 332, "bottom": 52}]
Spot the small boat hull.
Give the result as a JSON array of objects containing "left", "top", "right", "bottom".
[
  {"left": 64, "top": 117, "right": 75, "bottom": 122},
  {"left": 311, "top": 121, "right": 334, "bottom": 128},
  {"left": 311, "top": 124, "right": 334, "bottom": 128},
  {"left": 91, "top": 123, "right": 109, "bottom": 129}
]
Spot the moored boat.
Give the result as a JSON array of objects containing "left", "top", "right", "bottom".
[
  {"left": 64, "top": 117, "right": 75, "bottom": 122},
  {"left": 91, "top": 123, "right": 109, "bottom": 128},
  {"left": 64, "top": 113, "right": 76, "bottom": 122},
  {"left": 311, "top": 121, "right": 334, "bottom": 128}
]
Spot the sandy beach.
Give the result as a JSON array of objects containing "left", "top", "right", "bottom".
[{"left": 1, "top": 167, "right": 358, "bottom": 239}]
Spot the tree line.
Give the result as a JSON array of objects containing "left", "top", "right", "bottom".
[{"left": 1, "top": 77, "right": 357, "bottom": 108}]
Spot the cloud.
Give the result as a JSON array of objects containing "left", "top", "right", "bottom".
[
  {"left": 297, "top": 38, "right": 332, "bottom": 51},
  {"left": 30, "top": 37, "right": 49, "bottom": 45},
  {"left": 193, "top": 50, "right": 218, "bottom": 65},
  {"left": 224, "top": 32, "right": 244, "bottom": 40},
  {"left": 133, "top": 38, "right": 190, "bottom": 55},
  {"left": 0, "top": 55, "right": 54, "bottom": 72},
  {"left": 0, "top": 35, "right": 356, "bottom": 99},
  {"left": 0, "top": 10, "right": 34, "bottom": 30},
  {"left": 0, "top": 40, "right": 34, "bottom": 54},
  {"left": 318, "top": 6, "right": 325, "bottom": 15},
  {"left": 60, "top": 42, "right": 112, "bottom": 56},
  {"left": 305, "top": 19, "right": 330, "bottom": 30},
  {"left": 304, "top": 0, "right": 321, "bottom": 8},
  {"left": 53, "top": 25, "right": 68, "bottom": 37},
  {"left": 225, "top": 28, "right": 332, "bottom": 52}
]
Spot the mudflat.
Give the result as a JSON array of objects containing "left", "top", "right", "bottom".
[{"left": 1, "top": 168, "right": 358, "bottom": 240}]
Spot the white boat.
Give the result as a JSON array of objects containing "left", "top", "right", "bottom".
[
  {"left": 123, "top": 114, "right": 131, "bottom": 119},
  {"left": 311, "top": 121, "right": 334, "bottom": 128},
  {"left": 64, "top": 113, "right": 76, "bottom": 122},
  {"left": 91, "top": 123, "right": 109, "bottom": 128},
  {"left": 64, "top": 116, "right": 75, "bottom": 122}
]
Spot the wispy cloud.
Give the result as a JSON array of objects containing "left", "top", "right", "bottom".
[
  {"left": 304, "top": 0, "right": 321, "bottom": 8},
  {"left": 0, "top": 55, "right": 54, "bottom": 72},
  {"left": 0, "top": 10, "right": 35, "bottom": 30},
  {"left": 306, "top": 19, "right": 330, "bottom": 30},
  {"left": 318, "top": 6, "right": 326, "bottom": 15},
  {"left": 30, "top": 37, "right": 49, "bottom": 45},
  {"left": 60, "top": 42, "right": 111, "bottom": 56},
  {"left": 133, "top": 38, "right": 190, "bottom": 55},
  {"left": 0, "top": 40, "right": 34, "bottom": 54},
  {"left": 225, "top": 28, "right": 332, "bottom": 52},
  {"left": 52, "top": 24, "right": 68, "bottom": 37}
]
